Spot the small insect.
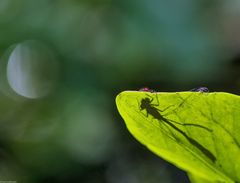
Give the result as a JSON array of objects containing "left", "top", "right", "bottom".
[
  {"left": 139, "top": 87, "right": 155, "bottom": 93},
  {"left": 190, "top": 87, "right": 209, "bottom": 92},
  {"left": 139, "top": 94, "right": 216, "bottom": 162}
]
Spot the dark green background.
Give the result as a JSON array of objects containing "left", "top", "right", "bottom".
[{"left": 0, "top": 0, "right": 239, "bottom": 182}]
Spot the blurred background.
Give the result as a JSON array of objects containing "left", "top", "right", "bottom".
[{"left": 0, "top": 0, "right": 240, "bottom": 182}]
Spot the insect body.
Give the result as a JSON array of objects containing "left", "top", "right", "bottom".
[
  {"left": 139, "top": 87, "right": 155, "bottom": 92},
  {"left": 140, "top": 96, "right": 216, "bottom": 162},
  {"left": 190, "top": 87, "right": 209, "bottom": 92}
]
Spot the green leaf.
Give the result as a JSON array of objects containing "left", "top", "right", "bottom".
[
  {"left": 188, "top": 172, "right": 215, "bottom": 183},
  {"left": 116, "top": 91, "right": 240, "bottom": 183}
]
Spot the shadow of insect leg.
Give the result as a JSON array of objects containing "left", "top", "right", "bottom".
[
  {"left": 160, "top": 108, "right": 212, "bottom": 133},
  {"left": 144, "top": 93, "right": 175, "bottom": 114},
  {"left": 176, "top": 92, "right": 195, "bottom": 108},
  {"left": 137, "top": 97, "right": 141, "bottom": 110},
  {"left": 160, "top": 93, "right": 194, "bottom": 117},
  {"left": 158, "top": 105, "right": 175, "bottom": 112},
  {"left": 142, "top": 111, "right": 149, "bottom": 118},
  {"left": 167, "top": 118, "right": 212, "bottom": 132},
  {"left": 151, "top": 94, "right": 175, "bottom": 112},
  {"left": 157, "top": 119, "right": 180, "bottom": 143},
  {"left": 158, "top": 105, "right": 181, "bottom": 118},
  {"left": 145, "top": 93, "right": 155, "bottom": 103}
]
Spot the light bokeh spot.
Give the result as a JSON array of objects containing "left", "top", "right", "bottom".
[{"left": 7, "top": 40, "right": 59, "bottom": 99}]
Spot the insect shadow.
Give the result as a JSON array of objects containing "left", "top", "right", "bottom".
[{"left": 138, "top": 93, "right": 216, "bottom": 163}]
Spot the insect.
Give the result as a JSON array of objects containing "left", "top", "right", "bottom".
[
  {"left": 139, "top": 94, "right": 216, "bottom": 162},
  {"left": 139, "top": 87, "right": 155, "bottom": 92},
  {"left": 190, "top": 87, "right": 209, "bottom": 92}
]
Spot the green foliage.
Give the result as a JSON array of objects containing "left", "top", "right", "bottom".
[{"left": 116, "top": 91, "right": 240, "bottom": 183}]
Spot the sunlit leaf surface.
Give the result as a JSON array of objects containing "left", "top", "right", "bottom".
[
  {"left": 188, "top": 173, "right": 217, "bottom": 183},
  {"left": 116, "top": 91, "right": 240, "bottom": 183}
]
